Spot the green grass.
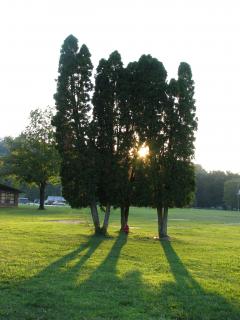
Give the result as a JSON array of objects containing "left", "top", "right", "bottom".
[{"left": 0, "top": 206, "right": 240, "bottom": 319}]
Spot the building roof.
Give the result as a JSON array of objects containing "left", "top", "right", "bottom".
[{"left": 0, "top": 184, "right": 21, "bottom": 193}]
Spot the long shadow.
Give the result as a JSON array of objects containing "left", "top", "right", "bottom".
[
  {"left": 0, "top": 233, "right": 135, "bottom": 319},
  {"left": 160, "top": 241, "right": 240, "bottom": 320},
  {"left": 72, "top": 232, "right": 147, "bottom": 319},
  {"left": 0, "top": 234, "right": 105, "bottom": 320},
  {"left": 1, "top": 234, "right": 240, "bottom": 320}
]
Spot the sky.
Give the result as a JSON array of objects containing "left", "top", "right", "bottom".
[{"left": 0, "top": 0, "right": 239, "bottom": 173}]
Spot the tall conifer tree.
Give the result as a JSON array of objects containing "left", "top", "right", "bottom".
[
  {"left": 52, "top": 35, "right": 101, "bottom": 233},
  {"left": 158, "top": 63, "right": 197, "bottom": 238},
  {"left": 93, "top": 51, "right": 132, "bottom": 233},
  {"left": 130, "top": 55, "right": 168, "bottom": 237},
  {"left": 116, "top": 61, "right": 137, "bottom": 230}
]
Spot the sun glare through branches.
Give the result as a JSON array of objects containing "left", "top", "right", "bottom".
[{"left": 138, "top": 144, "right": 149, "bottom": 158}]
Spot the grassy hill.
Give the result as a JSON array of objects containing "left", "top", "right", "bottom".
[{"left": 0, "top": 206, "right": 240, "bottom": 319}]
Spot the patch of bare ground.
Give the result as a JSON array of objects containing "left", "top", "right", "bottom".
[{"left": 45, "top": 219, "right": 86, "bottom": 224}]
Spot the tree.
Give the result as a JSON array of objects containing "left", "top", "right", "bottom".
[
  {"left": 194, "top": 164, "right": 209, "bottom": 207},
  {"left": 92, "top": 55, "right": 118, "bottom": 234},
  {"left": 156, "top": 63, "right": 197, "bottom": 238},
  {"left": 118, "top": 62, "right": 141, "bottom": 230},
  {"left": 132, "top": 59, "right": 197, "bottom": 239},
  {"left": 224, "top": 178, "right": 240, "bottom": 210},
  {"left": 52, "top": 35, "right": 101, "bottom": 233},
  {"left": 194, "top": 167, "right": 240, "bottom": 209},
  {"left": 155, "top": 64, "right": 197, "bottom": 238},
  {"left": 3, "top": 107, "right": 60, "bottom": 209},
  {"left": 129, "top": 55, "right": 170, "bottom": 238},
  {"left": 53, "top": 36, "right": 198, "bottom": 237},
  {"left": 93, "top": 51, "right": 135, "bottom": 233},
  {"left": 197, "top": 170, "right": 226, "bottom": 208},
  {"left": 0, "top": 138, "right": 9, "bottom": 156}
]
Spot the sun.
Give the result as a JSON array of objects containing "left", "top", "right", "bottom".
[{"left": 138, "top": 144, "right": 149, "bottom": 158}]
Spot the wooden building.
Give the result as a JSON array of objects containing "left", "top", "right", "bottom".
[{"left": 0, "top": 184, "right": 21, "bottom": 207}]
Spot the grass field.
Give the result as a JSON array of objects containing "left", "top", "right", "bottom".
[{"left": 0, "top": 206, "right": 240, "bottom": 319}]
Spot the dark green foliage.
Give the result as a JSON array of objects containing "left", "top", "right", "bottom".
[
  {"left": 163, "top": 160, "right": 195, "bottom": 208},
  {"left": 92, "top": 51, "right": 138, "bottom": 232},
  {"left": 131, "top": 159, "right": 152, "bottom": 207},
  {"left": 195, "top": 169, "right": 226, "bottom": 208},
  {"left": 53, "top": 36, "right": 198, "bottom": 235},
  {"left": 224, "top": 178, "right": 240, "bottom": 210},
  {"left": 92, "top": 54, "right": 121, "bottom": 206},
  {"left": 93, "top": 51, "right": 136, "bottom": 210},
  {"left": 130, "top": 55, "right": 167, "bottom": 145},
  {"left": 161, "top": 63, "right": 197, "bottom": 209},
  {"left": 53, "top": 35, "right": 95, "bottom": 208},
  {"left": 127, "top": 55, "right": 168, "bottom": 209},
  {"left": 194, "top": 164, "right": 209, "bottom": 207},
  {"left": 128, "top": 59, "right": 197, "bottom": 237},
  {"left": 176, "top": 62, "right": 198, "bottom": 158},
  {"left": 194, "top": 166, "right": 240, "bottom": 208}
]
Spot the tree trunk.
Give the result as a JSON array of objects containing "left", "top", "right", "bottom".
[
  {"left": 38, "top": 182, "right": 46, "bottom": 210},
  {"left": 101, "top": 204, "right": 111, "bottom": 235},
  {"left": 157, "top": 205, "right": 163, "bottom": 238},
  {"left": 90, "top": 201, "right": 101, "bottom": 234},
  {"left": 157, "top": 206, "right": 169, "bottom": 238},
  {"left": 120, "top": 205, "right": 130, "bottom": 230},
  {"left": 162, "top": 207, "right": 168, "bottom": 238},
  {"left": 121, "top": 206, "right": 125, "bottom": 230},
  {"left": 125, "top": 206, "right": 129, "bottom": 224}
]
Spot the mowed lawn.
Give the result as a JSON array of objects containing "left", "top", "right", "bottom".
[{"left": 0, "top": 206, "right": 240, "bottom": 320}]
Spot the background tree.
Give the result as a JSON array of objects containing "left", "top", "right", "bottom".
[
  {"left": 197, "top": 170, "right": 227, "bottom": 208},
  {"left": 194, "top": 166, "right": 239, "bottom": 209},
  {"left": 52, "top": 35, "right": 101, "bottom": 232},
  {"left": 194, "top": 164, "right": 209, "bottom": 207},
  {"left": 2, "top": 107, "right": 60, "bottom": 209},
  {"left": 0, "top": 138, "right": 9, "bottom": 156},
  {"left": 0, "top": 137, "right": 62, "bottom": 201},
  {"left": 224, "top": 178, "right": 240, "bottom": 210}
]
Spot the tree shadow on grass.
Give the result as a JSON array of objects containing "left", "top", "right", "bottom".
[
  {"left": 71, "top": 233, "right": 147, "bottom": 319},
  {"left": 0, "top": 234, "right": 105, "bottom": 320},
  {"left": 157, "top": 241, "right": 240, "bottom": 320},
  {"left": 0, "top": 233, "right": 133, "bottom": 320},
  {"left": 1, "top": 235, "right": 240, "bottom": 320}
]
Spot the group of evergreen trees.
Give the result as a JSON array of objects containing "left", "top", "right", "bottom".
[{"left": 53, "top": 35, "right": 197, "bottom": 238}]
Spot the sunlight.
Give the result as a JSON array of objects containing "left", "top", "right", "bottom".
[{"left": 138, "top": 144, "right": 149, "bottom": 158}]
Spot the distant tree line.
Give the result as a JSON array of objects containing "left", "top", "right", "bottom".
[{"left": 194, "top": 165, "right": 240, "bottom": 210}]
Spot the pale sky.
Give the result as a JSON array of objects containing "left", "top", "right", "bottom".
[{"left": 0, "top": 0, "right": 239, "bottom": 173}]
